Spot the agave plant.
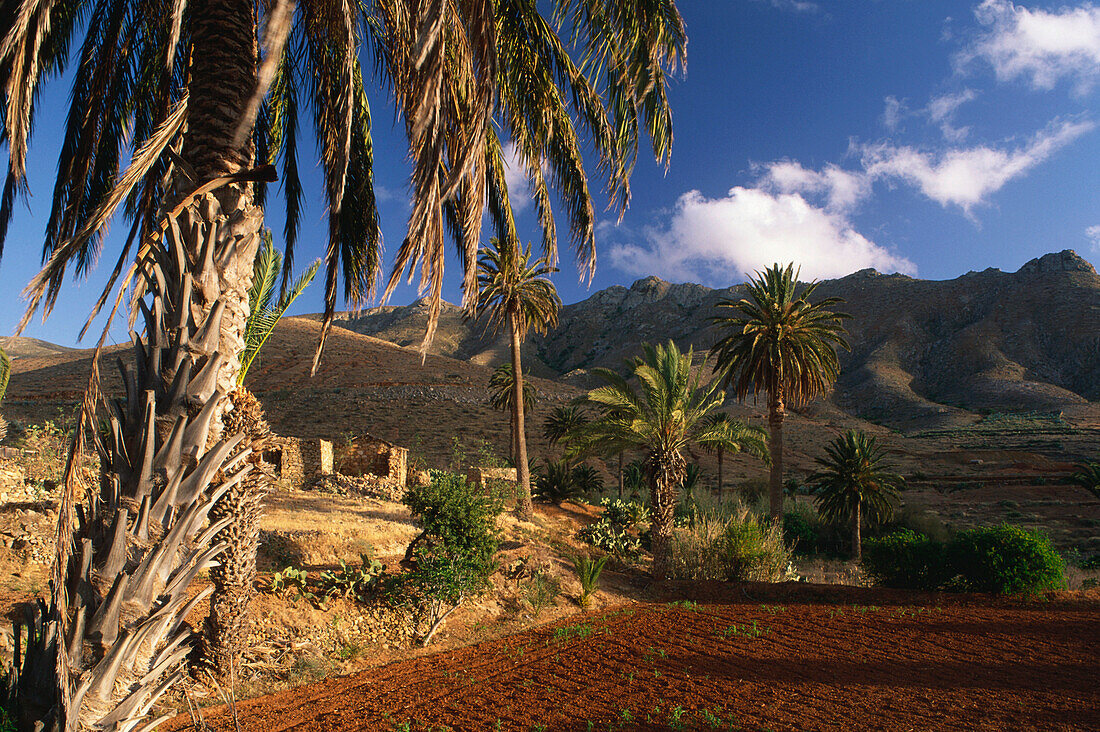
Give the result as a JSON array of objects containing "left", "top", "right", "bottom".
[{"left": 5, "top": 197, "right": 262, "bottom": 731}]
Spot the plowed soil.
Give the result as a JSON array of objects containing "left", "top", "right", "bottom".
[{"left": 173, "top": 592, "right": 1100, "bottom": 731}]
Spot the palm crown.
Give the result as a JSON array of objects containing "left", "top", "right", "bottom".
[
  {"left": 2, "top": 1, "right": 686, "bottom": 355},
  {"left": 710, "top": 263, "right": 850, "bottom": 403},
  {"left": 475, "top": 238, "right": 561, "bottom": 339}
]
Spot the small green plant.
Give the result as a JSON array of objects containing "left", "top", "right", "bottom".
[
  {"left": 717, "top": 620, "right": 767, "bottom": 639},
  {"left": 666, "top": 600, "right": 699, "bottom": 611},
  {"left": 534, "top": 458, "right": 584, "bottom": 504},
  {"left": 572, "top": 553, "right": 609, "bottom": 609},
  {"left": 552, "top": 622, "right": 596, "bottom": 643},
  {"left": 576, "top": 497, "right": 649, "bottom": 558},
  {"left": 523, "top": 569, "right": 562, "bottom": 616}
]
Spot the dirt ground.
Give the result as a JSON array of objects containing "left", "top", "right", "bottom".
[{"left": 168, "top": 587, "right": 1100, "bottom": 732}]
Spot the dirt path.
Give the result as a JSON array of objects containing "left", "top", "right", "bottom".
[{"left": 171, "top": 595, "right": 1100, "bottom": 731}]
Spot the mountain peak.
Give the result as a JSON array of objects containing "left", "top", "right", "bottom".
[{"left": 1016, "top": 250, "right": 1095, "bottom": 275}]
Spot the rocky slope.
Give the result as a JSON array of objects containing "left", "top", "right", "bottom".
[{"left": 330, "top": 250, "right": 1100, "bottom": 429}]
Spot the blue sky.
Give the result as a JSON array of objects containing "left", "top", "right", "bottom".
[{"left": 2, "top": 0, "right": 1099, "bottom": 347}]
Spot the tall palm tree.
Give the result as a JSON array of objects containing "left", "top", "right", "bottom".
[
  {"left": 475, "top": 239, "right": 560, "bottom": 519},
  {"left": 809, "top": 430, "right": 903, "bottom": 560},
  {"left": 572, "top": 341, "right": 728, "bottom": 579},
  {"left": 487, "top": 361, "right": 538, "bottom": 463},
  {"left": 710, "top": 263, "right": 850, "bottom": 522},
  {"left": 698, "top": 413, "right": 768, "bottom": 501},
  {"left": 2, "top": 2, "right": 686, "bottom": 725}
]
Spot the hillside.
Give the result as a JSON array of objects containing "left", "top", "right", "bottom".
[{"left": 331, "top": 250, "right": 1100, "bottom": 430}]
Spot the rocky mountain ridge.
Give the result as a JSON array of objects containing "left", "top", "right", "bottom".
[{"left": 324, "top": 250, "right": 1100, "bottom": 429}]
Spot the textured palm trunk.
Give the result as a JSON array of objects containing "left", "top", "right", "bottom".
[
  {"left": 8, "top": 203, "right": 259, "bottom": 732},
  {"left": 203, "top": 388, "right": 270, "bottom": 677},
  {"left": 509, "top": 312, "right": 534, "bottom": 520},
  {"left": 648, "top": 451, "right": 685, "bottom": 581},
  {"left": 767, "top": 390, "right": 785, "bottom": 523},
  {"left": 617, "top": 452, "right": 623, "bottom": 498},
  {"left": 852, "top": 500, "right": 862, "bottom": 560},
  {"left": 716, "top": 449, "right": 724, "bottom": 502}
]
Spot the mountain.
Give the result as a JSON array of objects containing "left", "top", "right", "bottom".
[{"left": 331, "top": 250, "right": 1100, "bottom": 430}]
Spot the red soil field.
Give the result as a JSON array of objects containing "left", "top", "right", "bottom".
[{"left": 173, "top": 589, "right": 1100, "bottom": 732}]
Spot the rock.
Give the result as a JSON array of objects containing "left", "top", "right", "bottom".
[{"left": 1016, "top": 249, "right": 1096, "bottom": 275}]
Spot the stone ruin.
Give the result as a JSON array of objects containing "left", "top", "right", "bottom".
[{"left": 264, "top": 433, "right": 409, "bottom": 500}]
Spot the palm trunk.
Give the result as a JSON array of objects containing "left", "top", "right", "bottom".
[
  {"left": 617, "top": 452, "right": 624, "bottom": 498},
  {"left": 509, "top": 312, "right": 533, "bottom": 520},
  {"left": 10, "top": 208, "right": 259, "bottom": 732},
  {"left": 852, "top": 500, "right": 862, "bottom": 560},
  {"left": 648, "top": 451, "right": 685, "bottom": 581},
  {"left": 717, "top": 449, "right": 724, "bottom": 502},
  {"left": 203, "top": 388, "right": 270, "bottom": 677},
  {"left": 767, "top": 389, "right": 785, "bottom": 523}
]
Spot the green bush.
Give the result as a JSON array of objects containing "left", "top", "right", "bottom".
[
  {"left": 668, "top": 504, "right": 791, "bottom": 582},
  {"left": 576, "top": 497, "right": 648, "bottom": 558},
  {"left": 864, "top": 525, "right": 1065, "bottom": 594},
  {"left": 738, "top": 477, "right": 769, "bottom": 502},
  {"left": 781, "top": 510, "right": 818, "bottom": 554},
  {"left": 400, "top": 471, "right": 503, "bottom": 644},
  {"left": 862, "top": 530, "right": 953, "bottom": 590},
  {"left": 403, "top": 470, "right": 502, "bottom": 568},
  {"left": 948, "top": 525, "right": 1064, "bottom": 594}
]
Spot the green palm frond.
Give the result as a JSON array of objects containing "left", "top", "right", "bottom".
[
  {"left": 487, "top": 362, "right": 538, "bottom": 414},
  {"left": 238, "top": 231, "right": 320, "bottom": 384},
  {"left": 543, "top": 404, "right": 588, "bottom": 446},
  {"left": 1070, "top": 461, "right": 1100, "bottom": 499},
  {"left": 809, "top": 430, "right": 903, "bottom": 528},
  {"left": 710, "top": 263, "right": 850, "bottom": 407},
  {"left": 698, "top": 413, "right": 770, "bottom": 464}
]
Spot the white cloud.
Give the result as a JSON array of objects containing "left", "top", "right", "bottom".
[
  {"left": 966, "top": 0, "right": 1100, "bottom": 93},
  {"left": 606, "top": 187, "right": 915, "bottom": 284},
  {"left": 1087, "top": 224, "right": 1100, "bottom": 252},
  {"left": 860, "top": 119, "right": 1094, "bottom": 212},
  {"left": 926, "top": 89, "right": 977, "bottom": 142},
  {"left": 754, "top": 0, "right": 820, "bottom": 13},
  {"left": 759, "top": 160, "right": 871, "bottom": 212},
  {"left": 882, "top": 96, "right": 906, "bottom": 132},
  {"left": 502, "top": 141, "right": 533, "bottom": 213}
]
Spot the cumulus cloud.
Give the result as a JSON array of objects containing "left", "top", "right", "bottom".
[
  {"left": 759, "top": 160, "right": 871, "bottom": 212},
  {"left": 860, "top": 118, "right": 1094, "bottom": 212},
  {"left": 606, "top": 188, "right": 915, "bottom": 284},
  {"left": 965, "top": 0, "right": 1100, "bottom": 93},
  {"left": 926, "top": 89, "right": 977, "bottom": 142},
  {"left": 502, "top": 141, "right": 533, "bottom": 212},
  {"left": 1088, "top": 224, "right": 1100, "bottom": 252}
]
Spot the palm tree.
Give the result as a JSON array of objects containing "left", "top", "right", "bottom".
[
  {"left": 710, "top": 263, "right": 850, "bottom": 522},
  {"left": 543, "top": 404, "right": 588, "bottom": 450},
  {"left": 698, "top": 413, "right": 768, "bottom": 501},
  {"left": 572, "top": 341, "right": 729, "bottom": 579},
  {"left": 2, "top": 2, "right": 686, "bottom": 725},
  {"left": 1070, "top": 461, "right": 1100, "bottom": 500},
  {"left": 809, "top": 430, "right": 903, "bottom": 560},
  {"left": 475, "top": 239, "right": 560, "bottom": 519},
  {"left": 488, "top": 361, "right": 538, "bottom": 465}
]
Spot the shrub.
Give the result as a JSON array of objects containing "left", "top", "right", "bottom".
[
  {"left": 400, "top": 471, "right": 503, "bottom": 644},
  {"left": 403, "top": 470, "right": 502, "bottom": 567},
  {"left": 668, "top": 504, "right": 791, "bottom": 582},
  {"left": 864, "top": 525, "right": 1065, "bottom": 594},
  {"left": 948, "top": 525, "right": 1064, "bottom": 594},
  {"left": 781, "top": 510, "right": 819, "bottom": 554},
  {"left": 738, "top": 477, "right": 769, "bottom": 502},
  {"left": 534, "top": 459, "right": 583, "bottom": 504},
  {"left": 576, "top": 498, "right": 648, "bottom": 558},
  {"left": 570, "top": 463, "right": 605, "bottom": 497},
  {"left": 862, "top": 530, "right": 953, "bottom": 590}
]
